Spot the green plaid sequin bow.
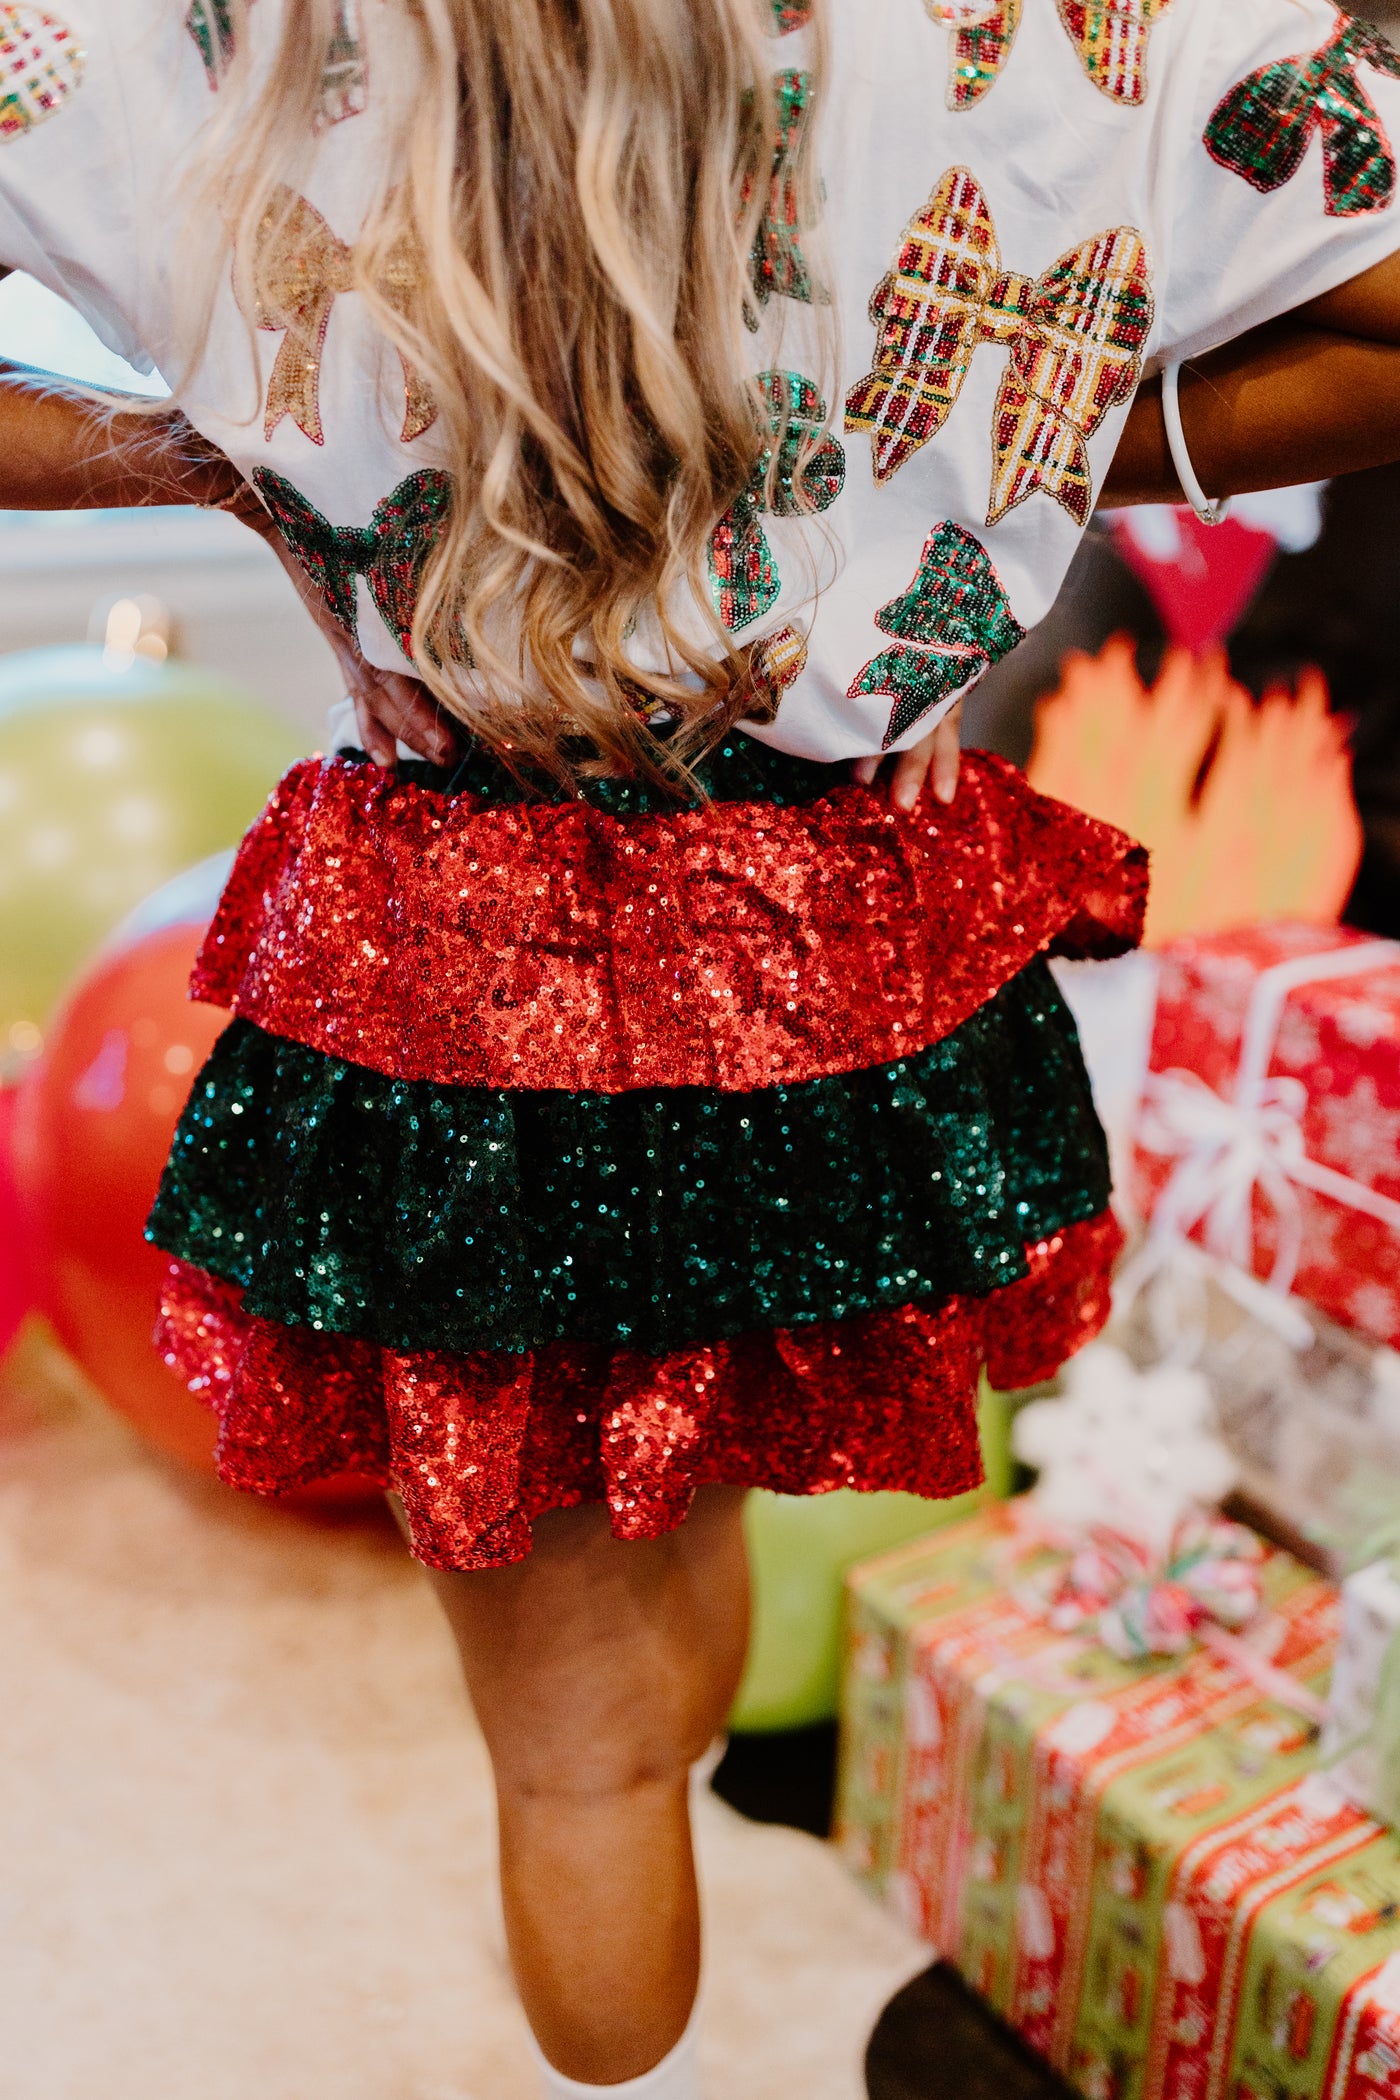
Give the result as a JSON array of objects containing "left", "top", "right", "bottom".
[
  {"left": 708, "top": 371, "right": 846, "bottom": 632},
  {"left": 846, "top": 165, "right": 1153, "bottom": 526},
  {"left": 848, "top": 521, "right": 1025, "bottom": 749},
  {"left": 747, "top": 68, "right": 822, "bottom": 325},
  {"left": 253, "top": 467, "right": 453, "bottom": 658},
  {"left": 1205, "top": 14, "right": 1400, "bottom": 218}
]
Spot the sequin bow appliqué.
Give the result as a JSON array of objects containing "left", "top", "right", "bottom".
[
  {"left": 748, "top": 68, "right": 822, "bottom": 324},
  {"left": 252, "top": 468, "right": 453, "bottom": 657},
  {"left": 848, "top": 521, "right": 1026, "bottom": 748},
  {"left": 0, "top": 3, "right": 83, "bottom": 140},
  {"left": 924, "top": 0, "right": 1174, "bottom": 111},
  {"left": 845, "top": 165, "right": 1153, "bottom": 526},
  {"left": 708, "top": 371, "right": 846, "bottom": 631},
  {"left": 925, "top": 0, "right": 1023, "bottom": 108},
  {"left": 250, "top": 187, "right": 435, "bottom": 446},
  {"left": 187, "top": 0, "right": 367, "bottom": 123},
  {"left": 1205, "top": 12, "right": 1400, "bottom": 219}
]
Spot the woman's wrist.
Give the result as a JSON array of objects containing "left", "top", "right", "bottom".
[
  {"left": 117, "top": 404, "right": 271, "bottom": 529},
  {"left": 1101, "top": 374, "right": 1181, "bottom": 508}
]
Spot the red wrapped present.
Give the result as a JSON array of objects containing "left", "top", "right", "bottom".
[{"left": 1130, "top": 923, "right": 1400, "bottom": 1350}]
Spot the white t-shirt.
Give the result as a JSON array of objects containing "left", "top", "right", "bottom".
[{"left": 3, "top": 0, "right": 1400, "bottom": 761}]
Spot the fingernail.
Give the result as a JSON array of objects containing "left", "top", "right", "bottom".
[{"left": 936, "top": 773, "right": 956, "bottom": 804}]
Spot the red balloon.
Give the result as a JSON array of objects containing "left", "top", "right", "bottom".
[
  {"left": 13, "top": 902, "right": 378, "bottom": 1507},
  {"left": 0, "top": 1085, "right": 33, "bottom": 1357}
]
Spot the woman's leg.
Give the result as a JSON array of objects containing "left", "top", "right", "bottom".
[{"left": 426, "top": 1484, "right": 751, "bottom": 2087}]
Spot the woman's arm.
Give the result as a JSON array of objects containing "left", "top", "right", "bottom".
[
  {"left": 0, "top": 363, "right": 257, "bottom": 516},
  {"left": 1105, "top": 251, "right": 1400, "bottom": 507}
]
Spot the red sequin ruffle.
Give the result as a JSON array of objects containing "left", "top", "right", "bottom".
[
  {"left": 191, "top": 751, "right": 1147, "bottom": 1092},
  {"left": 156, "top": 1211, "right": 1123, "bottom": 1571}
]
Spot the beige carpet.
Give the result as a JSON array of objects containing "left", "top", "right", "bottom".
[{"left": 0, "top": 1327, "right": 922, "bottom": 2100}]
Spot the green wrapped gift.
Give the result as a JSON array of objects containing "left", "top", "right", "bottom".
[{"left": 837, "top": 1506, "right": 1400, "bottom": 2099}]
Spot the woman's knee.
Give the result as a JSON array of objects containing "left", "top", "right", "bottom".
[
  {"left": 427, "top": 1492, "right": 749, "bottom": 1804},
  {"left": 494, "top": 1713, "right": 705, "bottom": 1811}
]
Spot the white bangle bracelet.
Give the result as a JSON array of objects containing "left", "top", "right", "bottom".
[{"left": 1161, "top": 362, "right": 1230, "bottom": 527}]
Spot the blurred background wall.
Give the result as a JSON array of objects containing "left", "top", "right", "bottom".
[{"left": 0, "top": 272, "right": 340, "bottom": 739}]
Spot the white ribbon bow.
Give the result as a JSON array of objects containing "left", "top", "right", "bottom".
[{"left": 1118, "top": 940, "right": 1400, "bottom": 1353}]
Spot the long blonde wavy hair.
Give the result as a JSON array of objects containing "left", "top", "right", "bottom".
[{"left": 192, "top": 0, "right": 830, "bottom": 787}]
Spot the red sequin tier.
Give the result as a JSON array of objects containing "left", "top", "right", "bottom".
[
  {"left": 157, "top": 1211, "right": 1123, "bottom": 1571},
  {"left": 191, "top": 751, "right": 1147, "bottom": 1092}
]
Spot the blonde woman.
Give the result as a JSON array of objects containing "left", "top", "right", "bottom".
[{"left": 5, "top": 0, "right": 1400, "bottom": 2091}]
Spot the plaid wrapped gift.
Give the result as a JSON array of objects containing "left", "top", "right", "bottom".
[{"left": 837, "top": 1506, "right": 1400, "bottom": 2100}]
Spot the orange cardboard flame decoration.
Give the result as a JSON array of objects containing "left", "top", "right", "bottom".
[{"left": 1026, "top": 639, "right": 1362, "bottom": 947}]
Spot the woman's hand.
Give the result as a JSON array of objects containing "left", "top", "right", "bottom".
[
  {"left": 181, "top": 426, "right": 462, "bottom": 771},
  {"left": 851, "top": 701, "right": 962, "bottom": 812},
  {"left": 181, "top": 431, "right": 459, "bottom": 770},
  {"left": 258, "top": 524, "right": 462, "bottom": 770}
]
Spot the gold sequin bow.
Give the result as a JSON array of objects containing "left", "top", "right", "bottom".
[
  {"left": 845, "top": 165, "right": 1153, "bottom": 526},
  {"left": 251, "top": 186, "right": 435, "bottom": 446},
  {"left": 924, "top": 0, "right": 1175, "bottom": 110}
]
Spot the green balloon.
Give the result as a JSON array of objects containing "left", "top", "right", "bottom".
[
  {"left": 0, "top": 648, "right": 305, "bottom": 1052},
  {"left": 728, "top": 1383, "right": 1014, "bottom": 1734}
]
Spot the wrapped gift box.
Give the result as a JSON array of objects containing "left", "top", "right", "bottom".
[
  {"left": 1112, "top": 1278, "right": 1400, "bottom": 1577},
  {"left": 1131, "top": 923, "right": 1400, "bottom": 1350},
  {"left": 837, "top": 1506, "right": 1400, "bottom": 2100},
  {"left": 1322, "top": 1559, "right": 1400, "bottom": 1831}
]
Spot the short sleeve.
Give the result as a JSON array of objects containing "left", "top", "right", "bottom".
[
  {"left": 1156, "top": 0, "right": 1400, "bottom": 367},
  {"left": 0, "top": 1, "right": 153, "bottom": 365}
]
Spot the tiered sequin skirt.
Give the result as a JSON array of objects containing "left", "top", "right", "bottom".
[{"left": 147, "top": 735, "right": 1146, "bottom": 1570}]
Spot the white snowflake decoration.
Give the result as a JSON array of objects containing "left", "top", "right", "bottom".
[
  {"left": 1318, "top": 1074, "right": 1400, "bottom": 1180},
  {"left": 1337, "top": 997, "right": 1400, "bottom": 1053},
  {"left": 1350, "top": 1278, "right": 1400, "bottom": 1346},
  {"left": 1012, "top": 1343, "right": 1238, "bottom": 1558}
]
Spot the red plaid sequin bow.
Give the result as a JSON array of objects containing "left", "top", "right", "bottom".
[
  {"left": 0, "top": 3, "right": 84, "bottom": 140},
  {"left": 926, "top": 0, "right": 1175, "bottom": 111},
  {"left": 846, "top": 166, "right": 1154, "bottom": 526}
]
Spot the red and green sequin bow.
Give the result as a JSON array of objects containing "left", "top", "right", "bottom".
[
  {"left": 252, "top": 468, "right": 453, "bottom": 658},
  {"left": 846, "top": 165, "right": 1153, "bottom": 526},
  {"left": 748, "top": 67, "right": 822, "bottom": 324},
  {"left": 847, "top": 521, "right": 1025, "bottom": 749},
  {"left": 1205, "top": 13, "right": 1400, "bottom": 219},
  {"left": 186, "top": 0, "right": 366, "bottom": 124},
  {"left": 926, "top": 0, "right": 1174, "bottom": 111},
  {"left": 708, "top": 371, "right": 845, "bottom": 632}
]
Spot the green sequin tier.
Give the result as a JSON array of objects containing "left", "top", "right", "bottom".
[
  {"left": 377, "top": 732, "right": 840, "bottom": 813},
  {"left": 147, "top": 958, "right": 1110, "bottom": 1357}
]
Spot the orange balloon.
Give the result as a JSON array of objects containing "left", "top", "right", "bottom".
[{"left": 13, "top": 897, "right": 377, "bottom": 1506}]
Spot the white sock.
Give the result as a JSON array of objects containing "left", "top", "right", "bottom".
[{"left": 529, "top": 2003, "right": 701, "bottom": 2099}]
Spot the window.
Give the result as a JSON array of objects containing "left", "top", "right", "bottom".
[{"left": 0, "top": 270, "right": 166, "bottom": 397}]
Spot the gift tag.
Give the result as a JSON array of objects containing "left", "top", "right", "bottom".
[{"left": 0, "top": 4, "right": 84, "bottom": 142}]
